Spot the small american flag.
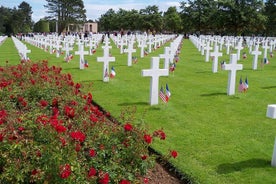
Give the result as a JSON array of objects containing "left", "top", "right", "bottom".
[{"left": 159, "top": 86, "right": 168, "bottom": 103}]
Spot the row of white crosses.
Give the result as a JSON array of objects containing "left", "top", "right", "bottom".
[
  {"left": 12, "top": 36, "right": 31, "bottom": 61},
  {"left": 142, "top": 35, "right": 183, "bottom": 105}
]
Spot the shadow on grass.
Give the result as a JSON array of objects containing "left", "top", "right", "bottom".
[
  {"left": 201, "top": 92, "right": 226, "bottom": 97},
  {"left": 118, "top": 102, "right": 148, "bottom": 106},
  {"left": 216, "top": 158, "right": 270, "bottom": 174},
  {"left": 262, "top": 86, "right": 276, "bottom": 89}
]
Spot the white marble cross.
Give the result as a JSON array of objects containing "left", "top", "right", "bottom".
[
  {"left": 62, "top": 41, "right": 73, "bottom": 58},
  {"left": 251, "top": 44, "right": 262, "bottom": 70},
  {"left": 124, "top": 39, "right": 136, "bottom": 66},
  {"left": 159, "top": 47, "right": 171, "bottom": 70},
  {"left": 201, "top": 41, "right": 205, "bottom": 56},
  {"left": 223, "top": 54, "right": 243, "bottom": 95},
  {"left": 147, "top": 36, "right": 153, "bottom": 53},
  {"left": 141, "top": 57, "right": 169, "bottom": 105},
  {"left": 262, "top": 40, "right": 269, "bottom": 59},
  {"left": 225, "top": 39, "right": 232, "bottom": 55},
  {"left": 20, "top": 47, "right": 31, "bottom": 61},
  {"left": 235, "top": 41, "right": 243, "bottom": 60},
  {"left": 205, "top": 41, "right": 213, "bottom": 62},
  {"left": 210, "top": 45, "right": 222, "bottom": 73},
  {"left": 97, "top": 38, "right": 115, "bottom": 82},
  {"left": 138, "top": 39, "right": 147, "bottom": 58},
  {"left": 119, "top": 37, "right": 127, "bottom": 54},
  {"left": 87, "top": 39, "right": 97, "bottom": 55},
  {"left": 75, "top": 43, "right": 89, "bottom": 70},
  {"left": 54, "top": 39, "right": 62, "bottom": 58}
]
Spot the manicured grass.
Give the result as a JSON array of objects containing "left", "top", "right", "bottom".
[{"left": 1, "top": 36, "right": 276, "bottom": 184}]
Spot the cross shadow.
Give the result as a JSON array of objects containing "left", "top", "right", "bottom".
[
  {"left": 216, "top": 158, "right": 270, "bottom": 174},
  {"left": 201, "top": 92, "right": 226, "bottom": 97},
  {"left": 118, "top": 102, "right": 148, "bottom": 106},
  {"left": 262, "top": 86, "right": 276, "bottom": 89}
]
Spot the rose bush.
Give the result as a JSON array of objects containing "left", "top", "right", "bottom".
[{"left": 0, "top": 61, "right": 177, "bottom": 183}]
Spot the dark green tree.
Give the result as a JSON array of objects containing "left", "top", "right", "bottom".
[
  {"left": 0, "top": 6, "right": 13, "bottom": 35},
  {"left": 180, "top": 0, "right": 217, "bottom": 34},
  {"left": 264, "top": 0, "right": 276, "bottom": 36},
  {"left": 98, "top": 9, "right": 117, "bottom": 32},
  {"left": 218, "top": 0, "right": 266, "bottom": 35},
  {"left": 163, "top": 6, "right": 182, "bottom": 33},
  {"left": 17, "top": 1, "right": 33, "bottom": 33},
  {"left": 33, "top": 19, "right": 50, "bottom": 33},
  {"left": 44, "top": 0, "right": 86, "bottom": 33},
  {"left": 139, "top": 5, "right": 163, "bottom": 33}
]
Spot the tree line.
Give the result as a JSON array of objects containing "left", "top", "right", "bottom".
[{"left": 0, "top": 0, "right": 275, "bottom": 36}]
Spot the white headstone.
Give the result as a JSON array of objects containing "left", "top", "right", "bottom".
[
  {"left": 138, "top": 39, "right": 147, "bottom": 58},
  {"left": 62, "top": 41, "right": 73, "bottom": 59},
  {"left": 54, "top": 40, "right": 62, "bottom": 58},
  {"left": 124, "top": 39, "right": 136, "bottom": 66},
  {"left": 235, "top": 41, "right": 243, "bottom": 60},
  {"left": 141, "top": 57, "right": 169, "bottom": 105},
  {"left": 75, "top": 43, "right": 89, "bottom": 70},
  {"left": 210, "top": 45, "right": 223, "bottom": 73},
  {"left": 205, "top": 41, "right": 213, "bottom": 62},
  {"left": 251, "top": 44, "right": 262, "bottom": 70},
  {"left": 223, "top": 54, "right": 243, "bottom": 95},
  {"left": 271, "top": 137, "right": 276, "bottom": 167},
  {"left": 97, "top": 38, "right": 115, "bottom": 82},
  {"left": 159, "top": 47, "right": 171, "bottom": 70},
  {"left": 262, "top": 40, "right": 270, "bottom": 59},
  {"left": 225, "top": 39, "right": 232, "bottom": 55}
]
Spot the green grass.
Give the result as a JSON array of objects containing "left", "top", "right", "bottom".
[{"left": 1, "top": 36, "right": 276, "bottom": 184}]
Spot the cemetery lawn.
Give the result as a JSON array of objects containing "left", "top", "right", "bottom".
[{"left": 1, "top": 37, "right": 276, "bottom": 184}]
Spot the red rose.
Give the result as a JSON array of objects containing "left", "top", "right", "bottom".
[
  {"left": 120, "top": 179, "right": 131, "bottom": 184},
  {"left": 99, "top": 173, "right": 109, "bottom": 184},
  {"left": 124, "top": 123, "right": 133, "bottom": 131},
  {"left": 39, "top": 99, "right": 48, "bottom": 107},
  {"left": 75, "top": 143, "right": 81, "bottom": 152},
  {"left": 60, "top": 164, "right": 71, "bottom": 179},
  {"left": 75, "top": 83, "right": 81, "bottom": 89},
  {"left": 170, "top": 150, "right": 178, "bottom": 158},
  {"left": 18, "top": 126, "right": 25, "bottom": 132},
  {"left": 60, "top": 137, "right": 66, "bottom": 146},
  {"left": 143, "top": 134, "right": 152, "bottom": 144},
  {"left": 141, "top": 155, "right": 147, "bottom": 160},
  {"left": 31, "top": 169, "right": 39, "bottom": 175},
  {"left": 64, "top": 105, "right": 75, "bottom": 119},
  {"left": 88, "top": 167, "right": 97, "bottom": 177},
  {"left": 89, "top": 149, "right": 96, "bottom": 157},
  {"left": 0, "top": 133, "right": 4, "bottom": 142},
  {"left": 70, "top": 131, "right": 86, "bottom": 142},
  {"left": 55, "top": 124, "right": 67, "bottom": 133}
]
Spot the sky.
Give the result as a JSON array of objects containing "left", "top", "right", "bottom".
[{"left": 0, "top": 0, "right": 184, "bottom": 22}]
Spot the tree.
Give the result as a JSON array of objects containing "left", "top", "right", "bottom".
[
  {"left": 264, "top": 0, "right": 276, "bottom": 36},
  {"left": 139, "top": 5, "right": 163, "bottom": 33},
  {"left": 0, "top": 6, "right": 13, "bottom": 35},
  {"left": 44, "top": 0, "right": 86, "bottom": 33},
  {"left": 163, "top": 6, "right": 182, "bottom": 33},
  {"left": 17, "top": 1, "right": 33, "bottom": 33},
  {"left": 218, "top": 0, "right": 266, "bottom": 35},
  {"left": 98, "top": 9, "right": 117, "bottom": 32},
  {"left": 33, "top": 19, "right": 50, "bottom": 33},
  {"left": 180, "top": 0, "right": 218, "bottom": 34}
]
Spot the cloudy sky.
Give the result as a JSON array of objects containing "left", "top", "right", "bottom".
[{"left": 1, "top": 0, "right": 183, "bottom": 22}]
